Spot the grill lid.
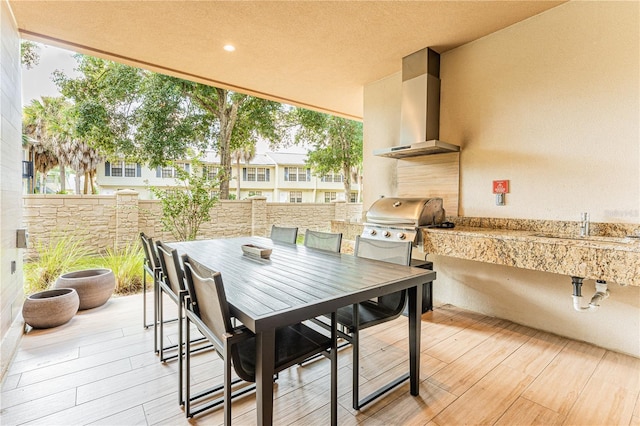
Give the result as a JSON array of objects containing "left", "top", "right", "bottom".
[{"left": 366, "top": 197, "right": 445, "bottom": 226}]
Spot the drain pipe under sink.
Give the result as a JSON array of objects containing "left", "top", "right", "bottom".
[{"left": 571, "top": 277, "right": 610, "bottom": 312}]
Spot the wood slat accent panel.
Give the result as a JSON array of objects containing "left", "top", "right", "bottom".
[{"left": 396, "top": 152, "right": 459, "bottom": 216}]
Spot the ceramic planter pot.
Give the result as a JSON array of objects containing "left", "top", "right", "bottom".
[
  {"left": 55, "top": 268, "right": 116, "bottom": 310},
  {"left": 22, "top": 288, "right": 79, "bottom": 329}
]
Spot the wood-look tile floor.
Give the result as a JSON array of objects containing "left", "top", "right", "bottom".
[{"left": 1, "top": 292, "right": 639, "bottom": 425}]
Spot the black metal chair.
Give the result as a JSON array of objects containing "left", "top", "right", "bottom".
[
  {"left": 155, "top": 241, "right": 189, "bottom": 405},
  {"left": 339, "top": 236, "right": 413, "bottom": 410},
  {"left": 140, "top": 232, "right": 158, "bottom": 331},
  {"left": 155, "top": 241, "right": 210, "bottom": 405},
  {"left": 140, "top": 232, "right": 177, "bottom": 353},
  {"left": 182, "top": 255, "right": 338, "bottom": 424},
  {"left": 303, "top": 229, "right": 343, "bottom": 253},
  {"left": 269, "top": 225, "right": 298, "bottom": 244}
]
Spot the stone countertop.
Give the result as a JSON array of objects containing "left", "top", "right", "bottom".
[
  {"left": 423, "top": 226, "right": 640, "bottom": 286},
  {"left": 331, "top": 217, "right": 640, "bottom": 286}
]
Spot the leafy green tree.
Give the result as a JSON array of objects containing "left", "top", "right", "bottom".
[
  {"left": 55, "top": 55, "right": 286, "bottom": 199},
  {"left": 21, "top": 40, "right": 40, "bottom": 69},
  {"left": 294, "top": 109, "right": 363, "bottom": 201},
  {"left": 149, "top": 160, "right": 219, "bottom": 241},
  {"left": 54, "top": 55, "right": 144, "bottom": 161},
  {"left": 167, "top": 80, "right": 284, "bottom": 199}
]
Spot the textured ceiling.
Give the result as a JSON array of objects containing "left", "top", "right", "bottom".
[{"left": 10, "top": 1, "right": 564, "bottom": 119}]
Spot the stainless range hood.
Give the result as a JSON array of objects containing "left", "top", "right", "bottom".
[{"left": 374, "top": 48, "right": 460, "bottom": 159}]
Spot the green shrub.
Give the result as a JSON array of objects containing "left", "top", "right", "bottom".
[
  {"left": 24, "top": 236, "right": 145, "bottom": 296},
  {"left": 149, "top": 160, "right": 218, "bottom": 241},
  {"left": 24, "top": 234, "right": 92, "bottom": 294},
  {"left": 99, "top": 243, "right": 144, "bottom": 295}
]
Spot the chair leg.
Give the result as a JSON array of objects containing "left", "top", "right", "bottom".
[
  {"left": 153, "top": 273, "right": 159, "bottom": 353},
  {"left": 178, "top": 297, "right": 184, "bottom": 405},
  {"left": 224, "top": 341, "right": 232, "bottom": 426},
  {"left": 350, "top": 303, "right": 412, "bottom": 410},
  {"left": 143, "top": 269, "right": 148, "bottom": 329},
  {"left": 330, "top": 312, "right": 337, "bottom": 426},
  {"left": 159, "top": 288, "right": 165, "bottom": 361},
  {"left": 185, "top": 315, "right": 191, "bottom": 415}
]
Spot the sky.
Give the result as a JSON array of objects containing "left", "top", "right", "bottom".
[
  {"left": 21, "top": 43, "right": 306, "bottom": 155},
  {"left": 21, "top": 44, "right": 79, "bottom": 105}
]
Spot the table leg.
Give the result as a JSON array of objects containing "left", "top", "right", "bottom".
[
  {"left": 408, "top": 283, "right": 422, "bottom": 396},
  {"left": 256, "top": 328, "right": 276, "bottom": 426}
]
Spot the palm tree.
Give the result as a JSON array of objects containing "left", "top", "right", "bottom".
[
  {"left": 68, "top": 140, "right": 102, "bottom": 194},
  {"left": 23, "top": 98, "right": 61, "bottom": 193},
  {"left": 231, "top": 144, "right": 256, "bottom": 200},
  {"left": 23, "top": 97, "right": 103, "bottom": 194}
]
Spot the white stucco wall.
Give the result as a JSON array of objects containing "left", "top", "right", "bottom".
[{"left": 363, "top": 1, "right": 640, "bottom": 356}]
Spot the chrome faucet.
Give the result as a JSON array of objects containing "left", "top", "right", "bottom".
[{"left": 579, "top": 212, "right": 590, "bottom": 237}]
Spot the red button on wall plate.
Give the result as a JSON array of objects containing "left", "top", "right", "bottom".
[{"left": 493, "top": 180, "right": 509, "bottom": 194}]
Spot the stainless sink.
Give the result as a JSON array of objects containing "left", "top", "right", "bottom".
[{"left": 532, "top": 233, "right": 636, "bottom": 245}]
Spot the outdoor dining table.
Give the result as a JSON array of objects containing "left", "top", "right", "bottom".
[{"left": 169, "top": 236, "right": 436, "bottom": 426}]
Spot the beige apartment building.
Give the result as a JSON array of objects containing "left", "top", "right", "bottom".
[{"left": 96, "top": 151, "right": 360, "bottom": 202}]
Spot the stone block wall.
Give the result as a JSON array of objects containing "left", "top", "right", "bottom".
[
  {"left": 267, "top": 203, "right": 338, "bottom": 236},
  {"left": 139, "top": 199, "right": 258, "bottom": 242},
  {"left": 23, "top": 195, "right": 117, "bottom": 258},
  {"left": 23, "top": 193, "right": 362, "bottom": 255}
]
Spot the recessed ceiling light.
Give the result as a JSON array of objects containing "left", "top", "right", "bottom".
[{"left": 223, "top": 44, "right": 236, "bottom": 52}]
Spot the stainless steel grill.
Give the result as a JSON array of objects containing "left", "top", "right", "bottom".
[
  {"left": 361, "top": 197, "right": 443, "bottom": 314},
  {"left": 361, "top": 197, "right": 445, "bottom": 245}
]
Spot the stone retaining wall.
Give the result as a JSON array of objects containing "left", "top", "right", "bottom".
[
  {"left": 23, "top": 192, "right": 362, "bottom": 258},
  {"left": 23, "top": 194, "right": 117, "bottom": 256}
]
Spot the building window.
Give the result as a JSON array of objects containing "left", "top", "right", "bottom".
[
  {"left": 157, "top": 163, "right": 190, "bottom": 179},
  {"left": 161, "top": 166, "right": 174, "bottom": 178},
  {"left": 111, "top": 163, "right": 123, "bottom": 177},
  {"left": 324, "top": 192, "right": 337, "bottom": 203},
  {"left": 124, "top": 162, "right": 137, "bottom": 177},
  {"left": 105, "top": 161, "right": 141, "bottom": 178},
  {"left": 246, "top": 167, "right": 256, "bottom": 181},
  {"left": 243, "top": 167, "right": 270, "bottom": 182},
  {"left": 290, "top": 191, "right": 302, "bottom": 203},
  {"left": 204, "top": 165, "right": 219, "bottom": 181},
  {"left": 248, "top": 190, "right": 262, "bottom": 197},
  {"left": 350, "top": 192, "right": 358, "bottom": 203},
  {"left": 284, "top": 167, "right": 310, "bottom": 182},
  {"left": 321, "top": 172, "right": 344, "bottom": 183}
]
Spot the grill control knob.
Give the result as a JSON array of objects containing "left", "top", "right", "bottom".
[
  {"left": 368, "top": 229, "right": 377, "bottom": 236},
  {"left": 383, "top": 231, "right": 391, "bottom": 238},
  {"left": 397, "top": 233, "right": 406, "bottom": 240}
]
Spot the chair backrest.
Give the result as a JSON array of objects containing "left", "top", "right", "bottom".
[
  {"left": 183, "top": 255, "right": 232, "bottom": 339},
  {"left": 354, "top": 236, "right": 412, "bottom": 309},
  {"left": 140, "top": 232, "right": 160, "bottom": 271},
  {"left": 183, "top": 255, "right": 256, "bottom": 383},
  {"left": 304, "top": 230, "right": 343, "bottom": 253},
  {"left": 270, "top": 225, "right": 298, "bottom": 244},
  {"left": 354, "top": 236, "right": 412, "bottom": 266},
  {"left": 156, "top": 241, "right": 186, "bottom": 296}
]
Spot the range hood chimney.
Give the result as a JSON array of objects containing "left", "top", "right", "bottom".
[{"left": 374, "top": 48, "right": 460, "bottom": 158}]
